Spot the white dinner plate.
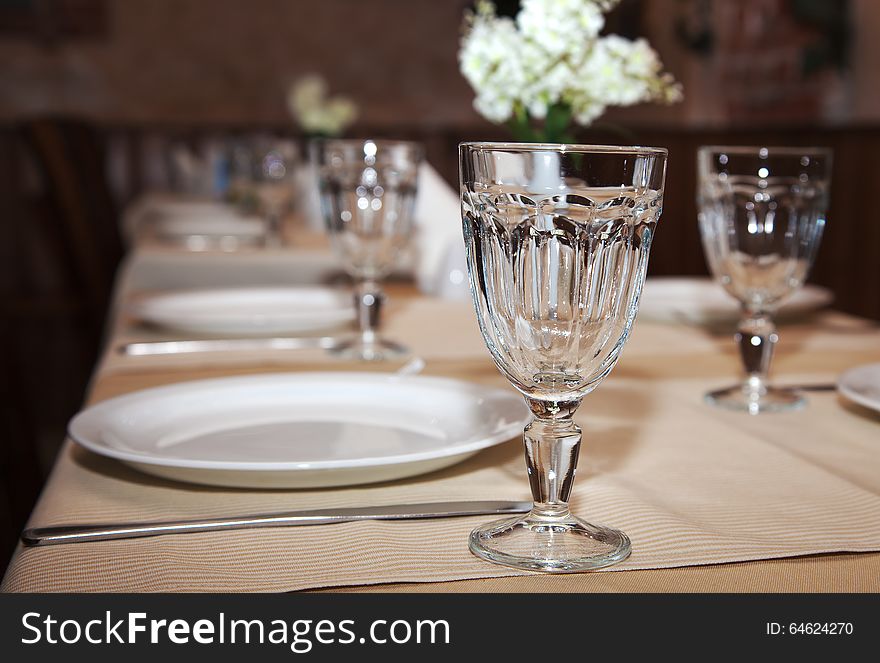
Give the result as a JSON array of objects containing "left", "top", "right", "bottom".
[
  {"left": 838, "top": 363, "right": 880, "bottom": 414},
  {"left": 145, "top": 200, "right": 266, "bottom": 250},
  {"left": 638, "top": 277, "right": 833, "bottom": 325},
  {"left": 69, "top": 373, "right": 530, "bottom": 488},
  {"left": 154, "top": 214, "right": 266, "bottom": 240},
  {"left": 129, "top": 287, "right": 355, "bottom": 335},
  {"left": 146, "top": 199, "right": 263, "bottom": 235}
]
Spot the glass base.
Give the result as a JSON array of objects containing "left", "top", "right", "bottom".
[
  {"left": 705, "top": 384, "right": 805, "bottom": 415},
  {"left": 329, "top": 336, "right": 409, "bottom": 362},
  {"left": 469, "top": 512, "right": 631, "bottom": 573}
]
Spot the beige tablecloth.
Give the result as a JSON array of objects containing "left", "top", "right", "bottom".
[{"left": 3, "top": 254, "right": 880, "bottom": 592}]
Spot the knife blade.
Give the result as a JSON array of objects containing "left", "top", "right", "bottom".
[
  {"left": 21, "top": 500, "right": 532, "bottom": 547},
  {"left": 118, "top": 336, "right": 340, "bottom": 356}
]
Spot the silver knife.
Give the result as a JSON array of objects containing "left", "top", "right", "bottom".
[
  {"left": 21, "top": 500, "right": 531, "bottom": 547},
  {"left": 118, "top": 336, "right": 340, "bottom": 356}
]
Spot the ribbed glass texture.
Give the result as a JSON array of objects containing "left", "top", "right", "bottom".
[{"left": 460, "top": 143, "right": 668, "bottom": 403}]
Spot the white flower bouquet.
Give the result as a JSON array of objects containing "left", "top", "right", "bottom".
[
  {"left": 459, "top": 0, "right": 682, "bottom": 142},
  {"left": 287, "top": 74, "right": 358, "bottom": 138}
]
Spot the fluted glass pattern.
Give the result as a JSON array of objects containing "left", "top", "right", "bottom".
[{"left": 461, "top": 145, "right": 666, "bottom": 403}]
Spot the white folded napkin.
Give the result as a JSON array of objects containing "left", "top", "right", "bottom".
[{"left": 413, "top": 163, "right": 470, "bottom": 300}]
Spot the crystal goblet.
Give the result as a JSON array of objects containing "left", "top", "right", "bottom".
[
  {"left": 254, "top": 140, "right": 298, "bottom": 247},
  {"left": 315, "top": 139, "right": 423, "bottom": 361},
  {"left": 460, "top": 142, "right": 668, "bottom": 572},
  {"left": 697, "top": 146, "right": 831, "bottom": 414}
]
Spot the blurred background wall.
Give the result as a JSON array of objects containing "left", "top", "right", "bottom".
[{"left": 1, "top": 0, "right": 879, "bottom": 127}]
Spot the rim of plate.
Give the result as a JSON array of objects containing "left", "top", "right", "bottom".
[
  {"left": 68, "top": 372, "right": 530, "bottom": 472},
  {"left": 129, "top": 287, "right": 354, "bottom": 320},
  {"left": 837, "top": 363, "right": 880, "bottom": 412}
]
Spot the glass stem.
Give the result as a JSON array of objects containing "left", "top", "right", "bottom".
[
  {"left": 736, "top": 310, "right": 778, "bottom": 397},
  {"left": 354, "top": 279, "right": 383, "bottom": 347},
  {"left": 522, "top": 398, "right": 583, "bottom": 520}
]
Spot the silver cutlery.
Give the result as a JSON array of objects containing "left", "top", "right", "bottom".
[
  {"left": 118, "top": 336, "right": 340, "bottom": 356},
  {"left": 787, "top": 383, "right": 837, "bottom": 392},
  {"left": 21, "top": 500, "right": 531, "bottom": 547}
]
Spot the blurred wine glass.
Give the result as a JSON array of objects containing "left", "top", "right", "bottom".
[
  {"left": 315, "top": 139, "right": 423, "bottom": 361},
  {"left": 228, "top": 137, "right": 298, "bottom": 246},
  {"left": 698, "top": 145, "right": 832, "bottom": 414}
]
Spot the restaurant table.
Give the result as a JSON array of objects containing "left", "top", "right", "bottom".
[{"left": 3, "top": 238, "right": 880, "bottom": 592}]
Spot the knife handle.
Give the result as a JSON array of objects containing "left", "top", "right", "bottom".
[{"left": 22, "top": 515, "right": 357, "bottom": 546}]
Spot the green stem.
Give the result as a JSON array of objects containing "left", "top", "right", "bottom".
[
  {"left": 506, "top": 102, "right": 575, "bottom": 144},
  {"left": 507, "top": 103, "right": 536, "bottom": 142}
]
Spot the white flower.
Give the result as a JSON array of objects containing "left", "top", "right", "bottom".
[
  {"left": 458, "top": 0, "right": 681, "bottom": 131},
  {"left": 575, "top": 39, "right": 645, "bottom": 106},
  {"left": 521, "top": 57, "right": 576, "bottom": 119},
  {"left": 287, "top": 74, "right": 358, "bottom": 136},
  {"left": 474, "top": 93, "right": 516, "bottom": 123},
  {"left": 517, "top": 0, "right": 606, "bottom": 58},
  {"left": 459, "top": 11, "right": 526, "bottom": 123},
  {"left": 580, "top": 36, "right": 682, "bottom": 106},
  {"left": 288, "top": 75, "right": 323, "bottom": 115}
]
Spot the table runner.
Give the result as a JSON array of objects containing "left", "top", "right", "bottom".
[
  {"left": 101, "top": 248, "right": 879, "bottom": 374},
  {"left": 3, "top": 294, "right": 880, "bottom": 592},
  {"left": 318, "top": 552, "right": 878, "bottom": 592}
]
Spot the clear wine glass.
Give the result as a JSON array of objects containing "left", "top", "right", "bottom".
[
  {"left": 315, "top": 139, "right": 423, "bottom": 361},
  {"left": 697, "top": 146, "right": 832, "bottom": 414},
  {"left": 253, "top": 139, "right": 299, "bottom": 247},
  {"left": 460, "top": 142, "right": 668, "bottom": 572}
]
